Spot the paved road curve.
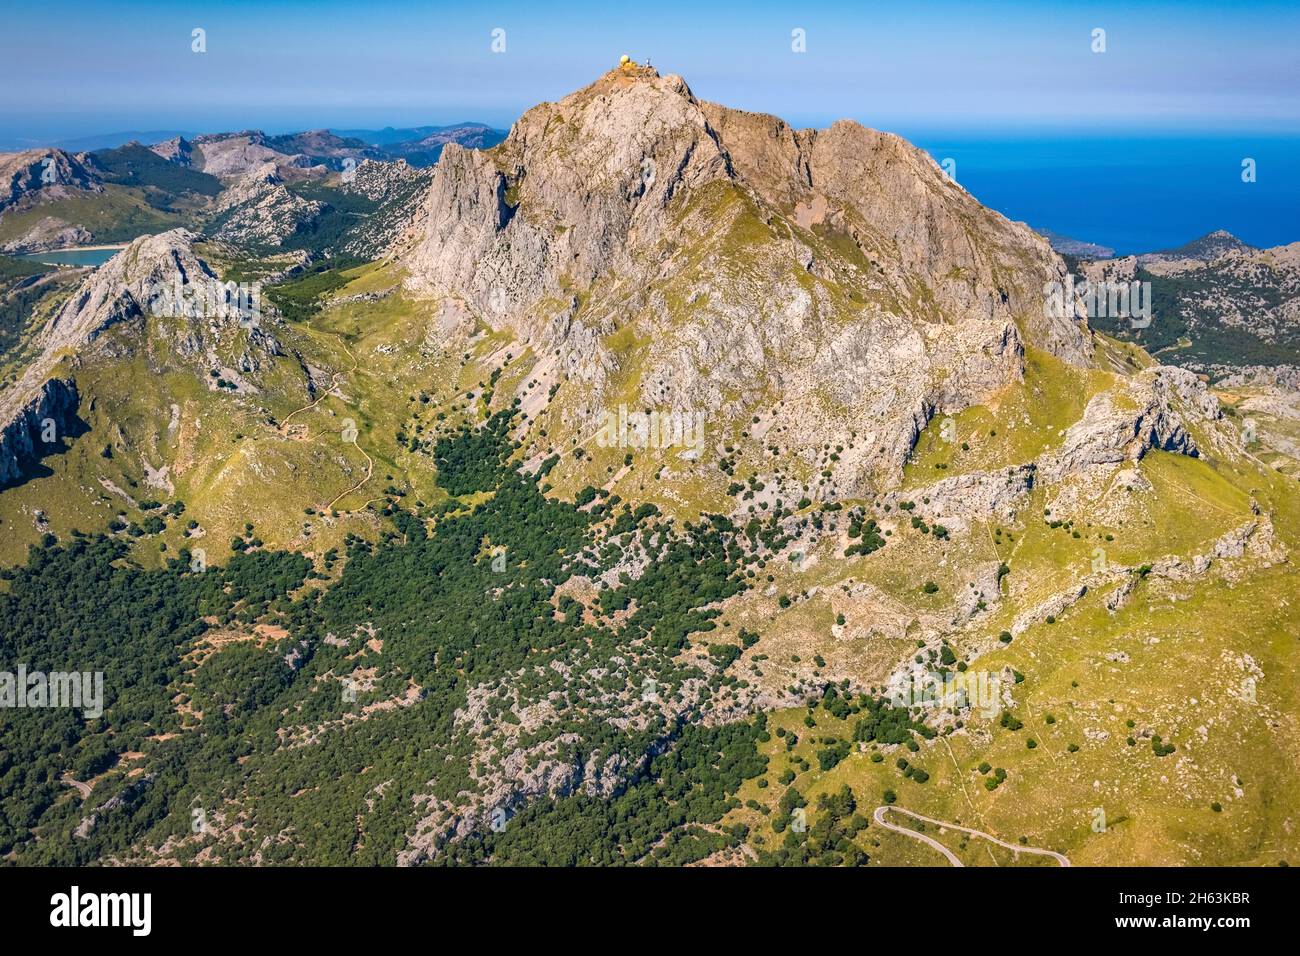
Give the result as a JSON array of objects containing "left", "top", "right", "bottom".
[{"left": 873, "top": 805, "right": 1071, "bottom": 867}]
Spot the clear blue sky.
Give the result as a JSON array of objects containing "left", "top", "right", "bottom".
[{"left": 1, "top": 0, "right": 1298, "bottom": 143}]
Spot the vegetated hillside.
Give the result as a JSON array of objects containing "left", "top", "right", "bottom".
[
  {"left": 0, "top": 62, "right": 1296, "bottom": 867},
  {"left": 88, "top": 143, "right": 224, "bottom": 204},
  {"left": 0, "top": 254, "right": 57, "bottom": 361},
  {"left": 1078, "top": 232, "right": 1300, "bottom": 375},
  {"left": 0, "top": 121, "right": 495, "bottom": 254},
  {"left": 0, "top": 144, "right": 213, "bottom": 251}
]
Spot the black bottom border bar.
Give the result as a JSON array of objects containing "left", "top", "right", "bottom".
[{"left": 0, "top": 864, "right": 1284, "bottom": 942}]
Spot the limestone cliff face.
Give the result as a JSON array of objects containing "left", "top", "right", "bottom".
[
  {"left": 149, "top": 136, "right": 194, "bottom": 167},
  {"left": 403, "top": 67, "right": 1088, "bottom": 351},
  {"left": 399, "top": 66, "right": 1094, "bottom": 495},
  {"left": 209, "top": 162, "right": 324, "bottom": 245},
  {"left": 0, "top": 377, "right": 78, "bottom": 486},
  {"left": 404, "top": 69, "right": 732, "bottom": 315},
  {"left": 0, "top": 148, "right": 102, "bottom": 214},
  {"left": 0, "top": 229, "right": 278, "bottom": 456},
  {"left": 1043, "top": 366, "right": 1224, "bottom": 483},
  {"left": 39, "top": 229, "right": 220, "bottom": 351},
  {"left": 701, "top": 106, "right": 1088, "bottom": 360}
]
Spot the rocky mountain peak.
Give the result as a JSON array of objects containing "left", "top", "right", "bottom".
[
  {"left": 400, "top": 66, "right": 1090, "bottom": 354},
  {"left": 186, "top": 131, "right": 306, "bottom": 178},
  {"left": 394, "top": 67, "right": 1100, "bottom": 495},
  {"left": 39, "top": 229, "right": 218, "bottom": 352},
  {"left": 1151, "top": 228, "right": 1255, "bottom": 263},
  {"left": 0, "top": 229, "right": 211, "bottom": 445},
  {"left": 402, "top": 65, "right": 733, "bottom": 314},
  {"left": 149, "top": 135, "right": 194, "bottom": 166},
  {"left": 0, "top": 148, "right": 102, "bottom": 213}
]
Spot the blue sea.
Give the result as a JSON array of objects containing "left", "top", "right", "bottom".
[{"left": 909, "top": 133, "right": 1300, "bottom": 255}]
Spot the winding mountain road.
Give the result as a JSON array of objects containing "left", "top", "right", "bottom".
[
  {"left": 61, "top": 774, "right": 92, "bottom": 800},
  {"left": 277, "top": 339, "right": 375, "bottom": 512},
  {"left": 280, "top": 340, "right": 359, "bottom": 433},
  {"left": 873, "top": 805, "right": 1071, "bottom": 867}
]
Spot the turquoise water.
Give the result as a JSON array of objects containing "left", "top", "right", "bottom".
[{"left": 16, "top": 247, "right": 122, "bottom": 268}]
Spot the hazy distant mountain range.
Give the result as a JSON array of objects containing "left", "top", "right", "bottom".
[
  {"left": 0, "top": 122, "right": 504, "bottom": 256},
  {"left": 0, "top": 123, "right": 505, "bottom": 167}
]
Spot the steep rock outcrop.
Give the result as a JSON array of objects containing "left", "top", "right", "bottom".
[
  {"left": 404, "top": 68, "right": 732, "bottom": 317},
  {"left": 403, "top": 67, "right": 1088, "bottom": 360},
  {"left": 398, "top": 65, "right": 1096, "bottom": 497},
  {"left": 0, "top": 148, "right": 102, "bottom": 214},
  {"left": 1042, "top": 366, "right": 1220, "bottom": 482},
  {"left": 0, "top": 377, "right": 78, "bottom": 486},
  {"left": 701, "top": 106, "right": 1089, "bottom": 363},
  {"left": 0, "top": 229, "right": 276, "bottom": 454},
  {"left": 39, "top": 229, "right": 219, "bottom": 351},
  {"left": 149, "top": 136, "right": 194, "bottom": 167}
]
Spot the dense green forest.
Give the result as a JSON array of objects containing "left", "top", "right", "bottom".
[
  {"left": 0, "top": 408, "right": 826, "bottom": 865},
  {"left": 1088, "top": 265, "right": 1300, "bottom": 370},
  {"left": 89, "top": 144, "right": 224, "bottom": 206},
  {"left": 0, "top": 255, "right": 54, "bottom": 361}
]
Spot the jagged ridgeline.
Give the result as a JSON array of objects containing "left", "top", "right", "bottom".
[{"left": 1, "top": 62, "right": 1297, "bottom": 866}]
